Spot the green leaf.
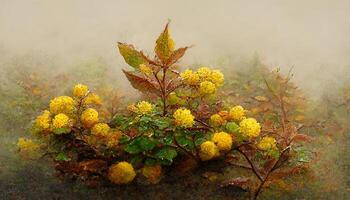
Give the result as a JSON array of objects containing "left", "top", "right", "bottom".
[
  {"left": 53, "top": 128, "right": 70, "bottom": 135},
  {"left": 55, "top": 152, "right": 70, "bottom": 161},
  {"left": 124, "top": 140, "right": 142, "bottom": 154},
  {"left": 155, "top": 23, "right": 175, "bottom": 63},
  {"left": 162, "top": 134, "right": 173, "bottom": 145},
  {"left": 118, "top": 42, "right": 147, "bottom": 68},
  {"left": 144, "top": 158, "right": 158, "bottom": 166},
  {"left": 119, "top": 135, "right": 130, "bottom": 144},
  {"left": 138, "top": 137, "right": 157, "bottom": 151},
  {"left": 155, "top": 147, "right": 177, "bottom": 162},
  {"left": 130, "top": 155, "right": 143, "bottom": 165},
  {"left": 111, "top": 115, "right": 126, "bottom": 127},
  {"left": 175, "top": 135, "right": 194, "bottom": 149},
  {"left": 154, "top": 118, "right": 171, "bottom": 129},
  {"left": 226, "top": 122, "right": 240, "bottom": 133}
]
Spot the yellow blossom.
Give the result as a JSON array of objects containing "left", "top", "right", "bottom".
[
  {"left": 199, "top": 81, "right": 216, "bottom": 94},
  {"left": 173, "top": 108, "right": 195, "bottom": 128},
  {"left": 209, "top": 70, "right": 224, "bottom": 86},
  {"left": 17, "top": 137, "right": 40, "bottom": 158},
  {"left": 108, "top": 161, "right": 136, "bottom": 184},
  {"left": 35, "top": 110, "right": 51, "bottom": 130},
  {"left": 209, "top": 114, "right": 226, "bottom": 127},
  {"left": 106, "top": 131, "right": 121, "bottom": 148},
  {"left": 49, "top": 96, "right": 75, "bottom": 115},
  {"left": 136, "top": 101, "right": 153, "bottom": 114},
  {"left": 229, "top": 106, "right": 246, "bottom": 121},
  {"left": 83, "top": 93, "right": 102, "bottom": 105},
  {"left": 142, "top": 165, "right": 162, "bottom": 184},
  {"left": 91, "top": 123, "right": 110, "bottom": 137},
  {"left": 139, "top": 64, "right": 153, "bottom": 75},
  {"left": 212, "top": 132, "right": 232, "bottom": 151},
  {"left": 180, "top": 69, "right": 200, "bottom": 86},
  {"left": 258, "top": 136, "right": 277, "bottom": 151},
  {"left": 239, "top": 118, "right": 261, "bottom": 139},
  {"left": 199, "top": 141, "right": 219, "bottom": 161},
  {"left": 73, "top": 84, "right": 89, "bottom": 98},
  {"left": 52, "top": 113, "right": 70, "bottom": 132},
  {"left": 197, "top": 67, "right": 212, "bottom": 80},
  {"left": 81, "top": 108, "right": 99, "bottom": 128}
]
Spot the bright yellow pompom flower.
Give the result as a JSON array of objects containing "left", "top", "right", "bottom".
[
  {"left": 229, "top": 105, "right": 246, "bottom": 121},
  {"left": 91, "top": 123, "right": 110, "bottom": 137},
  {"left": 209, "top": 70, "right": 224, "bottom": 87},
  {"left": 180, "top": 69, "right": 200, "bottom": 86},
  {"left": 81, "top": 108, "right": 99, "bottom": 128},
  {"left": 73, "top": 84, "right": 89, "bottom": 98},
  {"left": 17, "top": 137, "right": 40, "bottom": 158},
  {"left": 212, "top": 132, "right": 233, "bottom": 151},
  {"left": 197, "top": 67, "right": 212, "bottom": 80},
  {"left": 35, "top": 110, "right": 51, "bottom": 130},
  {"left": 49, "top": 96, "right": 75, "bottom": 115},
  {"left": 136, "top": 101, "right": 153, "bottom": 115},
  {"left": 52, "top": 113, "right": 70, "bottom": 130},
  {"left": 209, "top": 114, "right": 226, "bottom": 127},
  {"left": 108, "top": 161, "right": 136, "bottom": 184},
  {"left": 173, "top": 108, "right": 195, "bottom": 128},
  {"left": 258, "top": 136, "right": 277, "bottom": 151},
  {"left": 239, "top": 118, "right": 261, "bottom": 138},
  {"left": 199, "top": 81, "right": 216, "bottom": 94},
  {"left": 199, "top": 141, "right": 219, "bottom": 161}
]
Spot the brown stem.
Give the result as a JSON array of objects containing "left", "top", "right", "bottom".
[
  {"left": 173, "top": 135, "right": 200, "bottom": 162},
  {"left": 236, "top": 148, "right": 263, "bottom": 182}
]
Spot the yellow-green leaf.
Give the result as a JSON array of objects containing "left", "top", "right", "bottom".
[
  {"left": 118, "top": 42, "right": 147, "bottom": 68},
  {"left": 155, "top": 23, "right": 175, "bottom": 64}
]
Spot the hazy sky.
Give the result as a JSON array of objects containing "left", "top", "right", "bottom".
[{"left": 1, "top": 0, "right": 350, "bottom": 96}]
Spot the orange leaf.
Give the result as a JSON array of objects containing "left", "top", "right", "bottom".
[{"left": 122, "top": 70, "right": 160, "bottom": 95}]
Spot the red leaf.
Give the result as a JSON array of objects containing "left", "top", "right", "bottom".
[
  {"left": 122, "top": 70, "right": 160, "bottom": 95},
  {"left": 166, "top": 47, "right": 189, "bottom": 66},
  {"left": 292, "top": 134, "right": 313, "bottom": 143},
  {"left": 220, "top": 177, "right": 251, "bottom": 190}
]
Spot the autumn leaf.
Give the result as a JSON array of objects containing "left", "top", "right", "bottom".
[
  {"left": 122, "top": 70, "right": 160, "bottom": 95},
  {"left": 292, "top": 134, "right": 313, "bottom": 143},
  {"left": 155, "top": 23, "right": 175, "bottom": 64},
  {"left": 79, "top": 159, "right": 107, "bottom": 173},
  {"left": 220, "top": 177, "right": 251, "bottom": 190},
  {"left": 118, "top": 42, "right": 147, "bottom": 69},
  {"left": 166, "top": 47, "right": 188, "bottom": 66}
]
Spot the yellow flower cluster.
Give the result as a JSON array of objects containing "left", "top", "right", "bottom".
[
  {"left": 52, "top": 113, "right": 70, "bottom": 130},
  {"left": 212, "top": 132, "right": 233, "bottom": 151},
  {"left": 199, "top": 141, "right": 219, "bottom": 161},
  {"left": 49, "top": 96, "right": 75, "bottom": 115},
  {"left": 258, "top": 136, "right": 277, "bottom": 151},
  {"left": 81, "top": 108, "right": 99, "bottom": 128},
  {"left": 83, "top": 93, "right": 102, "bottom": 105},
  {"left": 142, "top": 164, "right": 162, "bottom": 184},
  {"left": 239, "top": 118, "right": 261, "bottom": 138},
  {"left": 209, "top": 114, "right": 226, "bottom": 127},
  {"left": 173, "top": 108, "right": 195, "bottom": 128},
  {"left": 35, "top": 110, "right": 51, "bottom": 130},
  {"left": 229, "top": 106, "right": 246, "bottom": 121},
  {"left": 199, "top": 81, "right": 216, "bottom": 95},
  {"left": 108, "top": 161, "right": 136, "bottom": 184},
  {"left": 139, "top": 64, "right": 153, "bottom": 76},
  {"left": 136, "top": 101, "right": 153, "bottom": 115},
  {"left": 17, "top": 137, "right": 40, "bottom": 158},
  {"left": 91, "top": 123, "right": 110, "bottom": 137},
  {"left": 73, "top": 84, "right": 89, "bottom": 98},
  {"left": 180, "top": 67, "right": 224, "bottom": 95}
]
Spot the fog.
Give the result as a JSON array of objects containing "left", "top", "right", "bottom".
[{"left": 1, "top": 0, "right": 350, "bottom": 95}]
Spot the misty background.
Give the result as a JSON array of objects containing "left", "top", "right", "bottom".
[{"left": 1, "top": 0, "right": 350, "bottom": 96}]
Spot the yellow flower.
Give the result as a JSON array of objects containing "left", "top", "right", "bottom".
[
  {"left": 196, "top": 67, "right": 212, "bottom": 80},
  {"left": 199, "top": 81, "right": 216, "bottom": 94},
  {"left": 81, "top": 108, "right": 99, "bottom": 128},
  {"left": 142, "top": 165, "right": 162, "bottom": 184},
  {"left": 199, "top": 141, "right": 219, "bottom": 161},
  {"left": 108, "top": 161, "right": 136, "bottom": 184},
  {"left": 17, "top": 137, "right": 40, "bottom": 158},
  {"left": 136, "top": 101, "right": 153, "bottom": 115},
  {"left": 52, "top": 113, "right": 70, "bottom": 130},
  {"left": 239, "top": 118, "right": 261, "bottom": 138},
  {"left": 209, "top": 70, "right": 224, "bottom": 87},
  {"left": 91, "top": 123, "right": 110, "bottom": 137},
  {"left": 229, "top": 106, "right": 246, "bottom": 121},
  {"left": 106, "top": 131, "right": 121, "bottom": 148},
  {"left": 180, "top": 69, "right": 200, "bottom": 86},
  {"left": 258, "top": 136, "right": 277, "bottom": 151},
  {"left": 83, "top": 93, "right": 102, "bottom": 105},
  {"left": 49, "top": 96, "right": 75, "bottom": 115},
  {"left": 173, "top": 108, "right": 195, "bottom": 128},
  {"left": 209, "top": 114, "right": 226, "bottom": 127},
  {"left": 35, "top": 110, "right": 51, "bottom": 130},
  {"left": 212, "top": 132, "right": 232, "bottom": 151},
  {"left": 73, "top": 84, "right": 89, "bottom": 98},
  {"left": 139, "top": 64, "right": 153, "bottom": 76}
]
